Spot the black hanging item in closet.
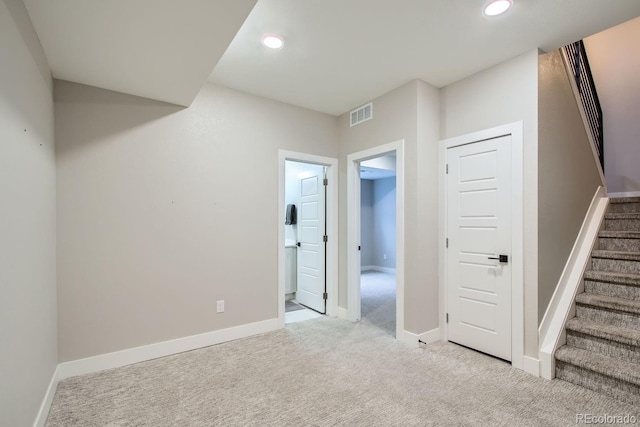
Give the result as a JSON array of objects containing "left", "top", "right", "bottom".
[{"left": 285, "top": 204, "right": 297, "bottom": 225}]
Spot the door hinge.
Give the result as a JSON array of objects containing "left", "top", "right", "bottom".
[
  {"left": 446, "top": 238, "right": 449, "bottom": 248},
  {"left": 323, "top": 235, "right": 328, "bottom": 243},
  {"left": 323, "top": 178, "right": 328, "bottom": 186},
  {"left": 446, "top": 313, "right": 449, "bottom": 323},
  {"left": 358, "top": 245, "right": 361, "bottom": 251},
  {"left": 323, "top": 292, "right": 328, "bottom": 300},
  {"left": 446, "top": 164, "right": 448, "bottom": 174}
]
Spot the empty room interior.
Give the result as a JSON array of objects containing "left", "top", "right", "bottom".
[{"left": 4, "top": 0, "right": 640, "bottom": 425}]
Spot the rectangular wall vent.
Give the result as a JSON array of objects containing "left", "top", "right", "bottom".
[{"left": 350, "top": 102, "right": 373, "bottom": 127}]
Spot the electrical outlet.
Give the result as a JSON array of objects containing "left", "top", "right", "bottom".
[
  {"left": 383, "top": 254, "right": 387, "bottom": 260},
  {"left": 216, "top": 300, "right": 225, "bottom": 313}
]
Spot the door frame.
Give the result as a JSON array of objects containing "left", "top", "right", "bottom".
[
  {"left": 439, "top": 122, "right": 524, "bottom": 371},
  {"left": 278, "top": 150, "right": 338, "bottom": 328},
  {"left": 347, "top": 140, "right": 405, "bottom": 340}
]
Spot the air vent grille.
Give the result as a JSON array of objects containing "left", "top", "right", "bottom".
[{"left": 350, "top": 102, "right": 373, "bottom": 127}]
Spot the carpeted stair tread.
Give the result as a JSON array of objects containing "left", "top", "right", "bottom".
[
  {"left": 610, "top": 197, "right": 640, "bottom": 204},
  {"left": 591, "top": 250, "right": 640, "bottom": 261},
  {"left": 556, "top": 196, "right": 640, "bottom": 402},
  {"left": 608, "top": 198, "right": 640, "bottom": 214},
  {"left": 555, "top": 346, "right": 640, "bottom": 386},
  {"left": 584, "top": 270, "right": 640, "bottom": 287},
  {"left": 576, "top": 293, "right": 640, "bottom": 315},
  {"left": 566, "top": 318, "right": 640, "bottom": 347},
  {"left": 605, "top": 213, "right": 640, "bottom": 220},
  {"left": 599, "top": 231, "right": 640, "bottom": 239}
]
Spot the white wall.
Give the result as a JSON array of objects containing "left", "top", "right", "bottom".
[
  {"left": 361, "top": 156, "right": 396, "bottom": 171},
  {"left": 360, "top": 179, "right": 374, "bottom": 267},
  {"left": 538, "top": 49, "right": 602, "bottom": 320},
  {"left": 0, "top": 0, "right": 57, "bottom": 425},
  {"left": 440, "top": 49, "right": 539, "bottom": 357},
  {"left": 284, "top": 161, "right": 324, "bottom": 245},
  {"left": 339, "top": 79, "right": 440, "bottom": 335},
  {"left": 584, "top": 17, "right": 640, "bottom": 194},
  {"left": 55, "top": 80, "right": 338, "bottom": 362},
  {"left": 372, "top": 177, "right": 397, "bottom": 269},
  {"left": 415, "top": 80, "right": 442, "bottom": 333},
  {"left": 360, "top": 177, "right": 396, "bottom": 269},
  {"left": 284, "top": 161, "right": 301, "bottom": 244}
]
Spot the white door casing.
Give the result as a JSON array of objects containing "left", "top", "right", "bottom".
[
  {"left": 347, "top": 140, "right": 405, "bottom": 342},
  {"left": 278, "top": 150, "right": 338, "bottom": 329},
  {"left": 446, "top": 135, "right": 512, "bottom": 361},
  {"left": 296, "top": 168, "right": 326, "bottom": 313}
]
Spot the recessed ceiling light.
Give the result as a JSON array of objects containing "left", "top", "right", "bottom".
[
  {"left": 484, "top": 0, "right": 512, "bottom": 16},
  {"left": 261, "top": 34, "right": 284, "bottom": 49}
]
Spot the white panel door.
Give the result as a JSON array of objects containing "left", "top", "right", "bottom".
[
  {"left": 447, "top": 135, "right": 512, "bottom": 361},
  {"left": 296, "top": 170, "right": 326, "bottom": 313}
]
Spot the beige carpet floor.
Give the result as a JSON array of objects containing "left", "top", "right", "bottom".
[
  {"left": 360, "top": 270, "right": 396, "bottom": 338},
  {"left": 46, "top": 317, "right": 639, "bottom": 426}
]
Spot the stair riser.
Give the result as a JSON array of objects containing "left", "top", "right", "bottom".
[
  {"left": 564, "top": 197, "right": 640, "bottom": 405},
  {"left": 577, "top": 305, "right": 640, "bottom": 329},
  {"left": 567, "top": 332, "right": 640, "bottom": 364},
  {"left": 585, "top": 280, "right": 640, "bottom": 301},
  {"left": 556, "top": 361, "right": 640, "bottom": 405},
  {"left": 598, "top": 238, "right": 640, "bottom": 252},
  {"left": 605, "top": 219, "right": 640, "bottom": 231},
  {"left": 592, "top": 258, "right": 640, "bottom": 274},
  {"left": 609, "top": 203, "right": 640, "bottom": 214}
]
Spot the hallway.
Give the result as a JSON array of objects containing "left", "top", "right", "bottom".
[{"left": 360, "top": 270, "right": 396, "bottom": 337}]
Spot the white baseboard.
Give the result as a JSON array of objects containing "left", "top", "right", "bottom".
[
  {"left": 361, "top": 265, "right": 396, "bottom": 274},
  {"left": 399, "top": 330, "right": 420, "bottom": 347},
  {"left": 35, "top": 319, "right": 279, "bottom": 424},
  {"left": 523, "top": 355, "right": 540, "bottom": 377},
  {"left": 33, "top": 366, "right": 60, "bottom": 427},
  {"left": 57, "top": 318, "right": 279, "bottom": 381},
  {"left": 399, "top": 328, "right": 440, "bottom": 348},
  {"left": 337, "top": 306, "right": 348, "bottom": 320},
  {"left": 419, "top": 328, "right": 441, "bottom": 345},
  {"left": 607, "top": 191, "right": 640, "bottom": 198}
]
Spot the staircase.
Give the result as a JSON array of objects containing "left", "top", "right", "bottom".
[{"left": 555, "top": 197, "right": 640, "bottom": 405}]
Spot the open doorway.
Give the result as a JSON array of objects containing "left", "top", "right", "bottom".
[
  {"left": 347, "top": 140, "right": 405, "bottom": 340},
  {"left": 278, "top": 150, "right": 338, "bottom": 329},
  {"left": 360, "top": 156, "right": 397, "bottom": 337},
  {"left": 284, "top": 160, "right": 326, "bottom": 323}
]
